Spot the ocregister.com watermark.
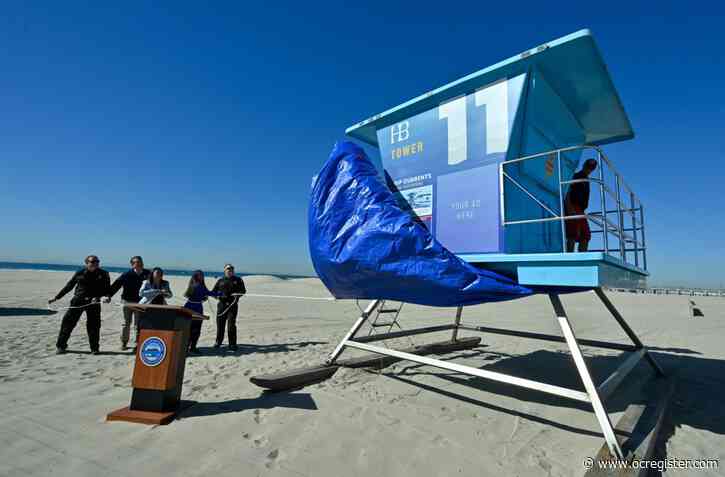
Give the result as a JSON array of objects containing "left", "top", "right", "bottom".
[{"left": 583, "top": 456, "right": 719, "bottom": 472}]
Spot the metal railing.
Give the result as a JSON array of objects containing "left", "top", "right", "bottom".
[{"left": 499, "top": 145, "right": 647, "bottom": 271}]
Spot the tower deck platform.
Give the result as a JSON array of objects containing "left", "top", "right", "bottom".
[{"left": 461, "top": 252, "right": 647, "bottom": 289}]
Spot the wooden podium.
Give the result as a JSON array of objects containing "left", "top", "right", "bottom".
[{"left": 107, "top": 304, "right": 208, "bottom": 425}]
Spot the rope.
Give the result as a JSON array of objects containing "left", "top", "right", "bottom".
[
  {"left": 174, "top": 293, "right": 240, "bottom": 317},
  {"left": 43, "top": 291, "right": 335, "bottom": 314},
  {"left": 48, "top": 299, "right": 103, "bottom": 311},
  {"left": 216, "top": 294, "right": 241, "bottom": 317},
  {"left": 47, "top": 300, "right": 129, "bottom": 312},
  {"left": 246, "top": 293, "right": 335, "bottom": 301}
]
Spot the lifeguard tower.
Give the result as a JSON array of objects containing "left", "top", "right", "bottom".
[
  {"left": 347, "top": 29, "right": 647, "bottom": 289},
  {"left": 254, "top": 30, "right": 668, "bottom": 461}
]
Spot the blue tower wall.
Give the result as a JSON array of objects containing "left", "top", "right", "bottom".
[{"left": 376, "top": 68, "right": 587, "bottom": 257}]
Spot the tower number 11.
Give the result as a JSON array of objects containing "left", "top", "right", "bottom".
[{"left": 438, "top": 79, "right": 509, "bottom": 165}]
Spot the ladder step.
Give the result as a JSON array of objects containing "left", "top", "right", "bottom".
[
  {"left": 371, "top": 322, "right": 397, "bottom": 327},
  {"left": 378, "top": 309, "right": 400, "bottom": 314}
]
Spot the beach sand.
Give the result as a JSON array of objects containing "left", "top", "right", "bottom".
[{"left": 0, "top": 269, "right": 723, "bottom": 476}]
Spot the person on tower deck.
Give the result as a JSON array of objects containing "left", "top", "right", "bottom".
[{"left": 565, "top": 158, "right": 598, "bottom": 253}]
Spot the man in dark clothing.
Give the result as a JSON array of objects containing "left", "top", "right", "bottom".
[
  {"left": 48, "top": 255, "right": 111, "bottom": 354},
  {"left": 105, "top": 255, "right": 150, "bottom": 349},
  {"left": 211, "top": 264, "right": 246, "bottom": 350},
  {"left": 565, "top": 158, "right": 598, "bottom": 252}
]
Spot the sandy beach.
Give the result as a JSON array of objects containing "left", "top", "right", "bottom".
[{"left": 0, "top": 269, "right": 723, "bottom": 476}]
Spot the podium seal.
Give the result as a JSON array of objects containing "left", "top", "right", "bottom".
[{"left": 140, "top": 337, "right": 166, "bottom": 367}]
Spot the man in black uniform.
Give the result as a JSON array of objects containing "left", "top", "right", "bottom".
[
  {"left": 105, "top": 255, "right": 150, "bottom": 349},
  {"left": 48, "top": 255, "right": 111, "bottom": 355},
  {"left": 211, "top": 264, "right": 246, "bottom": 350}
]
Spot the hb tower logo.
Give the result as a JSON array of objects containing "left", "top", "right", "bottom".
[{"left": 390, "top": 121, "right": 409, "bottom": 144}]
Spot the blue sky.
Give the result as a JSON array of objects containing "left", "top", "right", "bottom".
[{"left": 0, "top": 2, "right": 722, "bottom": 287}]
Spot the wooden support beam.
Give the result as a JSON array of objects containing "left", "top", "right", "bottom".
[
  {"left": 584, "top": 376, "right": 675, "bottom": 476},
  {"left": 249, "top": 337, "right": 481, "bottom": 390}
]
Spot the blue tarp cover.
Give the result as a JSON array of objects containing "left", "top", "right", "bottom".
[{"left": 309, "top": 141, "right": 533, "bottom": 307}]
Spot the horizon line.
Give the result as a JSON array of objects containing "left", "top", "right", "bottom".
[{"left": 0, "top": 259, "right": 316, "bottom": 279}]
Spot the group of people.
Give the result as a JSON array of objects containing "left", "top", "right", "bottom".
[{"left": 48, "top": 255, "right": 246, "bottom": 355}]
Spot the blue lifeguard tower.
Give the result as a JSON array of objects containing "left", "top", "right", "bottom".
[
  {"left": 346, "top": 29, "right": 647, "bottom": 291},
  {"left": 254, "top": 30, "right": 668, "bottom": 461},
  {"left": 341, "top": 29, "right": 667, "bottom": 459}
]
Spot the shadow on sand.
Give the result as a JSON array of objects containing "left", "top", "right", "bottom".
[
  {"left": 0, "top": 307, "right": 57, "bottom": 317},
  {"left": 372, "top": 345, "right": 724, "bottom": 471},
  {"left": 180, "top": 391, "right": 317, "bottom": 419},
  {"left": 190, "top": 340, "right": 328, "bottom": 358}
]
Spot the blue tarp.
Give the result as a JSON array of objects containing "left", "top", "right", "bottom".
[{"left": 308, "top": 141, "right": 533, "bottom": 307}]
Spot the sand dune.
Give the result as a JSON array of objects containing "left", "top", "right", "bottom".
[{"left": 0, "top": 270, "right": 723, "bottom": 476}]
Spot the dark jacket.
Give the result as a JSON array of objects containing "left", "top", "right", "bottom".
[
  {"left": 108, "top": 268, "right": 150, "bottom": 303},
  {"left": 54, "top": 268, "right": 111, "bottom": 302},
  {"left": 567, "top": 170, "right": 590, "bottom": 210},
  {"left": 212, "top": 275, "right": 246, "bottom": 303}
]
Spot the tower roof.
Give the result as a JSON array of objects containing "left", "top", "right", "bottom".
[{"left": 346, "top": 30, "right": 633, "bottom": 147}]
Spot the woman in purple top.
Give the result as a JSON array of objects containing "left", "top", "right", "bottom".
[{"left": 183, "top": 270, "right": 220, "bottom": 354}]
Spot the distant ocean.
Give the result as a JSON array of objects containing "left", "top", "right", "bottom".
[{"left": 0, "top": 261, "right": 311, "bottom": 280}]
